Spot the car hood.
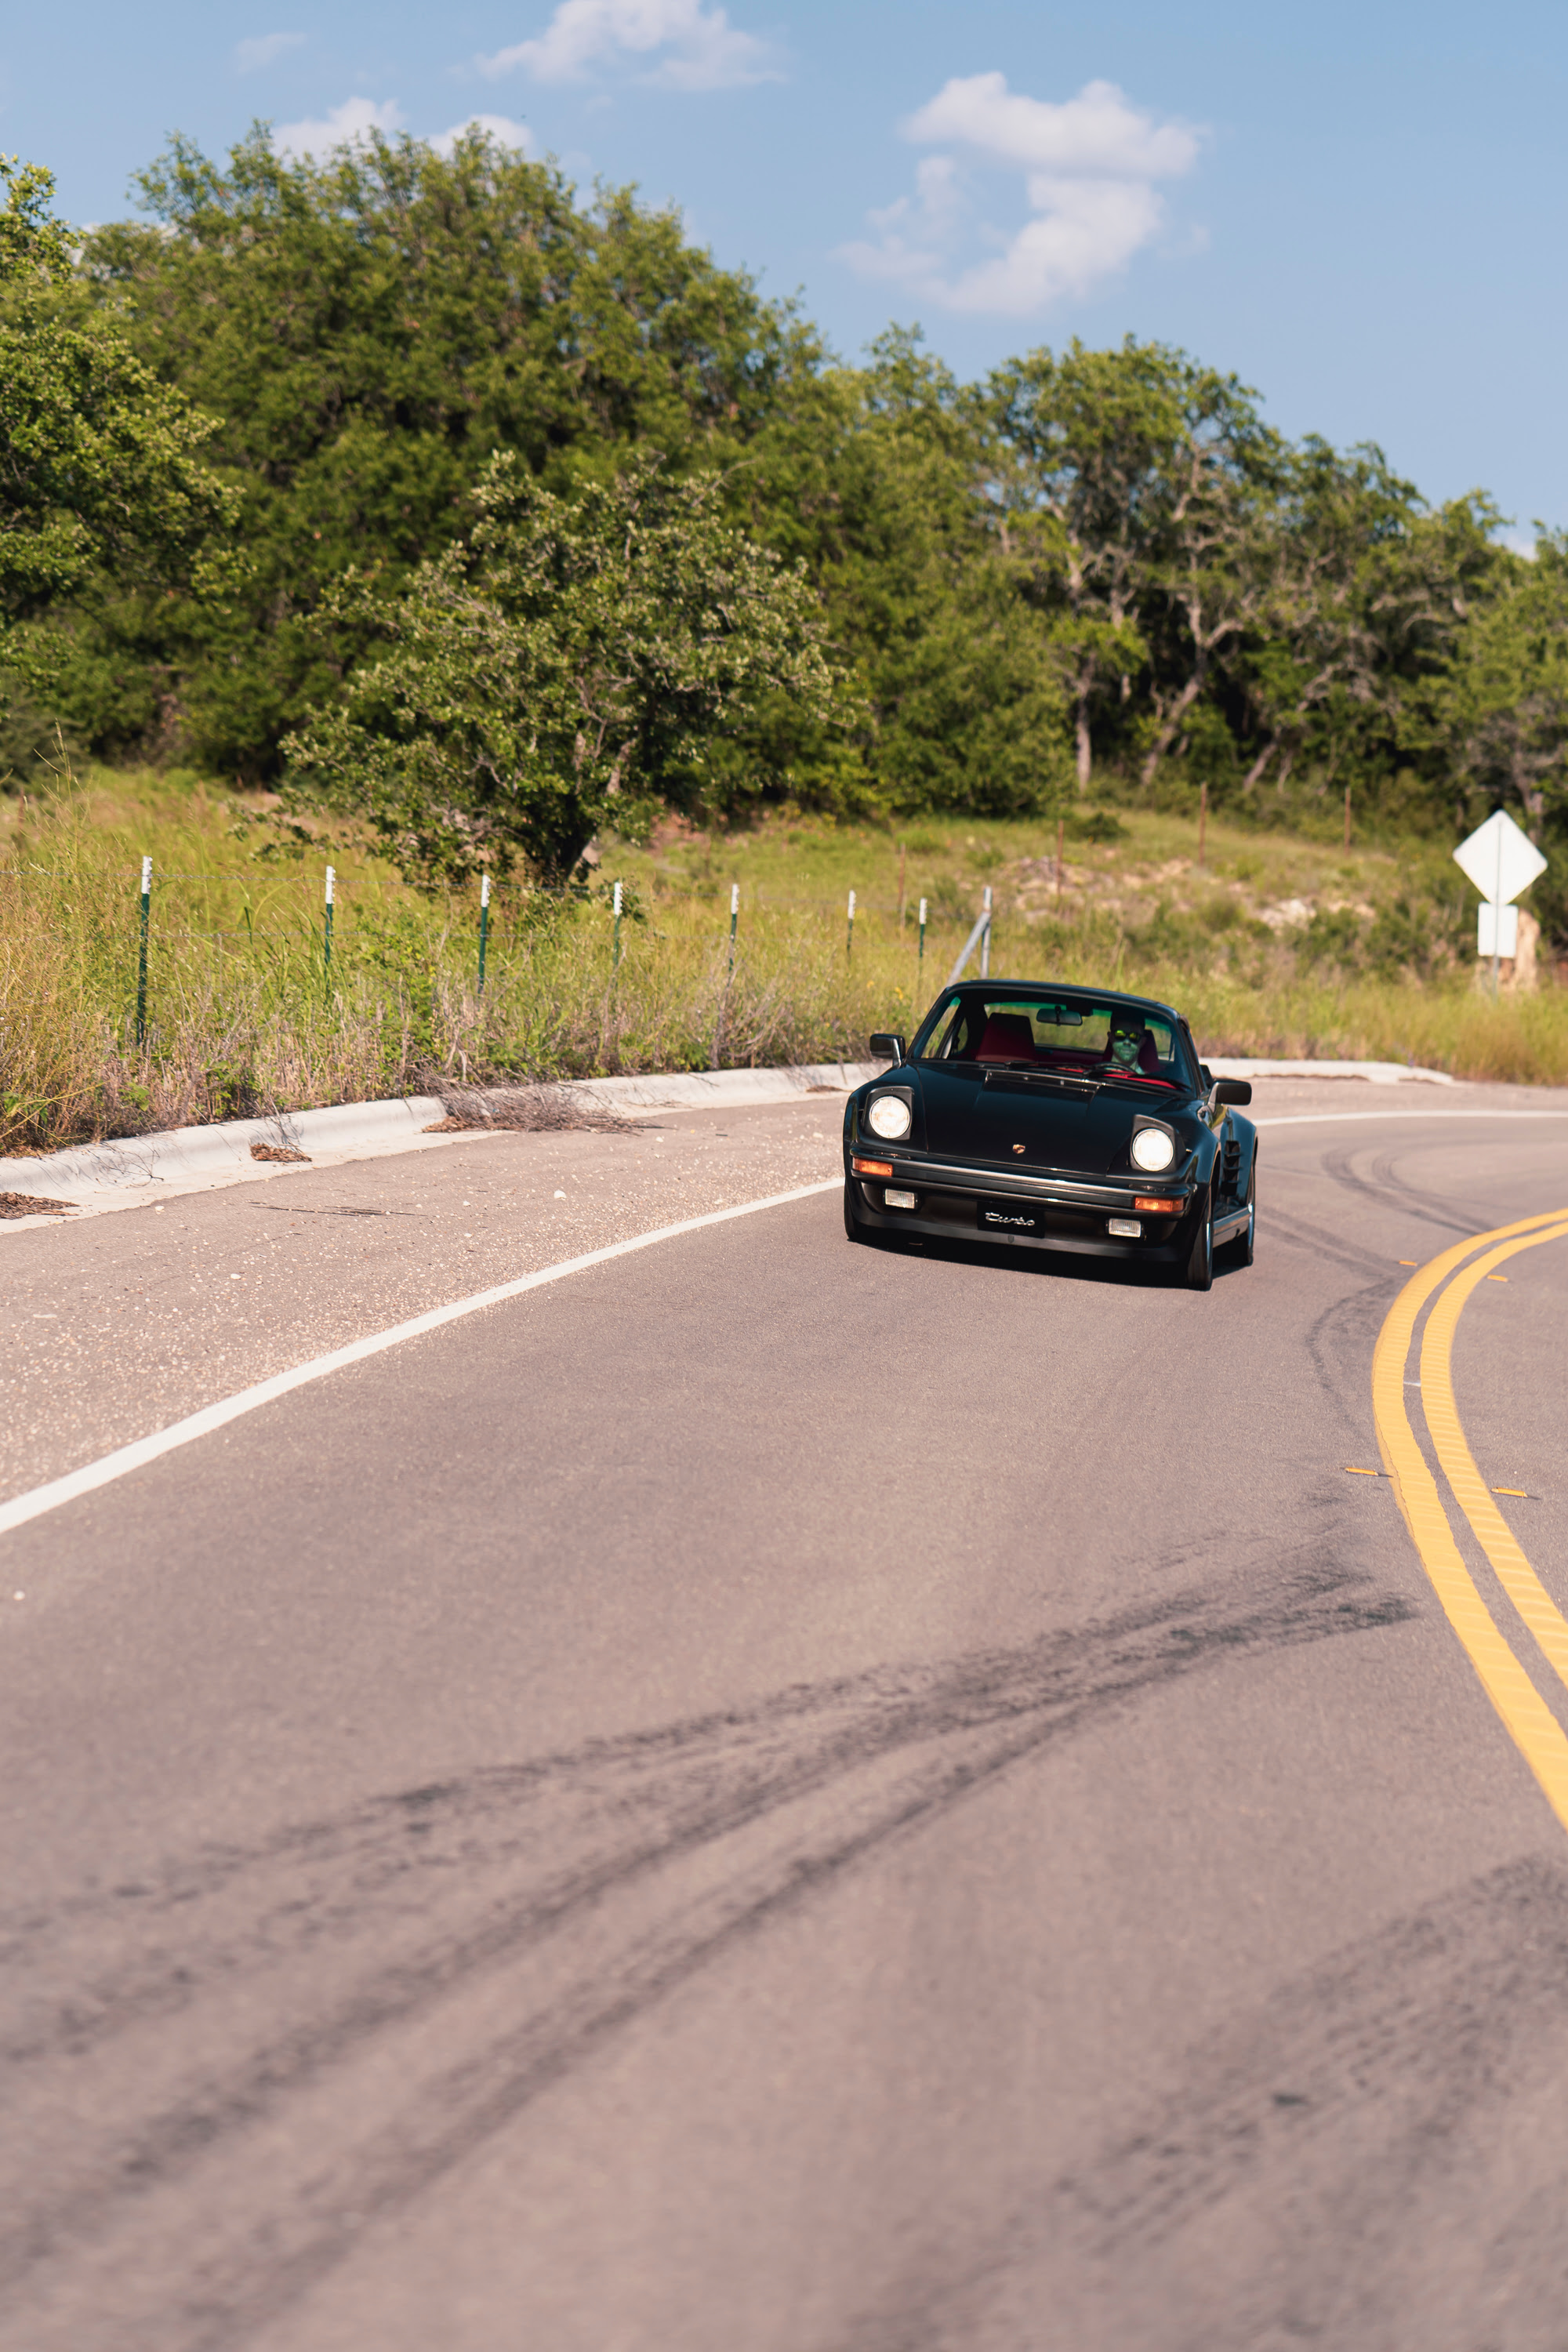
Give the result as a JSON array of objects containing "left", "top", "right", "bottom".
[{"left": 915, "top": 1065, "right": 1196, "bottom": 1175}]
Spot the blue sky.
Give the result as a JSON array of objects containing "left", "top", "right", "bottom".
[{"left": 6, "top": 1, "right": 1566, "bottom": 540}]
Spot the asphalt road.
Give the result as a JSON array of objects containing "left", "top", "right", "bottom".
[{"left": 4, "top": 1087, "right": 1568, "bottom": 2351}]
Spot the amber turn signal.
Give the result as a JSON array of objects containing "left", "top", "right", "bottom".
[
  {"left": 1133, "top": 1196, "right": 1181, "bottom": 1214},
  {"left": 852, "top": 1156, "right": 895, "bottom": 1178}
]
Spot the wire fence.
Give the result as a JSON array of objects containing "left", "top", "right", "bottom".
[{"left": 0, "top": 851, "right": 1036, "bottom": 1044}]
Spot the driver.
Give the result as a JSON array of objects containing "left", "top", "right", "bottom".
[{"left": 1102, "top": 1015, "right": 1154, "bottom": 1075}]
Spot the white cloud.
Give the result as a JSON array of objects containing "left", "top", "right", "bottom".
[
  {"left": 480, "top": 0, "right": 777, "bottom": 90},
  {"left": 840, "top": 73, "right": 1202, "bottom": 317},
  {"left": 237, "top": 31, "right": 305, "bottom": 74},
  {"left": 270, "top": 99, "right": 533, "bottom": 164},
  {"left": 431, "top": 114, "right": 535, "bottom": 155},
  {"left": 271, "top": 96, "right": 405, "bottom": 160},
  {"left": 906, "top": 73, "right": 1197, "bottom": 182}
]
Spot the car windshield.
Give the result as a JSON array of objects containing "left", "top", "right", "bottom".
[{"left": 915, "top": 992, "right": 1192, "bottom": 1089}]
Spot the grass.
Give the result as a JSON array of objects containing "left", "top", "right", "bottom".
[{"left": 2, "top": 766, "right": 1564, "bottom": 1156}]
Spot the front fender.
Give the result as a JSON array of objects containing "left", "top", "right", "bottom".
[{"left": 1229, "top": 1113, "right": 1259, "bottom": 1193}]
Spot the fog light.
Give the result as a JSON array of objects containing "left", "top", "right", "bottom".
[
  {"left": 852, "top": 1156, "right": 893, "bottom": 1178},
  {"left": 884, "top": 1188, "right": 917, "bottom": 1210},
  {"left": 1107, "top": 1217, "right": 1142, "bottom": 1238}
]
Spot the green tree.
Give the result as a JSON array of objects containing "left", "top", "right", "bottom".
[
  {"left": 1412, "top": 532, "right": 1568, "bottom": 836},
  {"left": 282, "top": 452, "right": 852, "bottom": 884},
  {"left": 1131, "top": 361, "right": 1285, "bottom": 790},
  {"left": 71, "top": 127, "right": 817, "bottom": 776},
  {"left": 988, "top": 339, "right": 1176, "bottom": 792},
  {"left": 0, "top": 158, "right": 238, "bottom": 691},
  {"left": 1240, "top": 447, "right": 1500, "bottom": 806},
  {"left": 737, "top": 331, "right": 1070, "bottom": 817}
]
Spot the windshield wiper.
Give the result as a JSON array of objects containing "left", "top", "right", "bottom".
[{"left": 982, "top": 1067, "right": 1102, "bottom": 1096}]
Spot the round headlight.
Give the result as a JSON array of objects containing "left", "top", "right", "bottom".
[
  {"left": 1130, "top": 1125, "right": 1175, "bottom": 1173},
  {"left": 867, "top": 1094, "right": 913, "bottom": 1142}
]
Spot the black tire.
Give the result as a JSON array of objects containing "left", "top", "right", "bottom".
[
  {"left": 844, "top": 1178, "right": 876, "bottom": 1244},
  {"left": 1184, "top": 1182, "right": 1214, "bottom": 1291}
]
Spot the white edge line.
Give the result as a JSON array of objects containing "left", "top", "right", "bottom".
[
  {"left": 0, "top": 1180, "right": 839, "bottom": 1543},
  {"left": 1254, "top": 1111, "right": 1568, "bottom": 1128}
]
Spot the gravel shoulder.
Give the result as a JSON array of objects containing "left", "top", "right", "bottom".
[{"left": 1, "top": 1098, "right": 846, "bottom": 1505}]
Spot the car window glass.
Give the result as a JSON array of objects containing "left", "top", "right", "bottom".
[{"left": 915, "top": 994, "right": 1189, "bottom": 1085}]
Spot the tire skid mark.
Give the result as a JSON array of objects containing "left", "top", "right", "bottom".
[
  {"left": 1319, "top": 1142, "right": 1492, "bottom": 1242},
  {"left": 1, "top": 1557, "right": 1413, "bottom": 2352},
  {"left": 1260, "top": 1205, "right": 1400, "bottom": 1281},
  {"left": 839, "top": 1857, "right": 1568, "bottom": 2352},
  {"left": 1302, "top": 1283, "right": 1396, "bottom": 1442}
]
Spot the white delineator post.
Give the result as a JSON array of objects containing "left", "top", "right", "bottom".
[{"left": 979, "top": 884, "right": 993, "bottom": 979}]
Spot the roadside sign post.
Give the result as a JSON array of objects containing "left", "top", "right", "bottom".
[
  {"left": 945, "top": 885, "right": 995, "bottom": 987},
  {"left": 917, "top": 897, "right": 927, "bottom": 993},
  {"left": 1453, "top": 810, "right": 1548, "bottom": 996},
  {"left": 323, "top": 866, "right": 335, "bottom": 994},
  {"left": 614, "top": 878, "right": 624, "bottom": 974},
  {"left": 728, "top": 880, "right": 738, "bottom": 978},
  {"left": 846, "top": 888, "right": 855, "bottom": 960}
]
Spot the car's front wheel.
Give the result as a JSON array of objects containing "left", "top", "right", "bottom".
[{"left": 1183, "top": 1183, "right": 1214, "bottom": 1291}]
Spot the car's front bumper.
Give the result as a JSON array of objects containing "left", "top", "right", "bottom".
[{"left": 844, "top": 1149, "right": 1247, "bottom": 1262}]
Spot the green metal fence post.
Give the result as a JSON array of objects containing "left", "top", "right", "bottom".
[
  {"left": 917, "top": 896, "right": 927, "bottom": 993},
  {"left": 613, "top": 878, "right": 623, "bottom": 971},
  {"left": 477, "top": 872, "right": 491, "bottom": 995},
  {"left": 135, "top": 856, "right": 151, "bottom": 1045},
  {"left": 728, "top": 880, "right": 739, "bottom": 978},
  {"left": 846, "top": 887, "right": 855, "bottom": 960},
  {"left": 323, "top": 865, "right": 335, "bottom": 993}
]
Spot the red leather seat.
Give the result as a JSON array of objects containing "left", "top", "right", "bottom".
[{"left": 975, "top": 1013, "right": 1037, "bottom": 1062}]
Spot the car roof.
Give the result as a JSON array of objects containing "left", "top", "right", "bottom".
[{"left": 942, "top": 979, "right": 1185, "bottom": 1025}]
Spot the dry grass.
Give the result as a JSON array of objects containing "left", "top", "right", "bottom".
[{"left": 2, "top": 766, "right": 1565, "bottom": 1155}]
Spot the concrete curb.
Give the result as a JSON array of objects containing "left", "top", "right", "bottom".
[
  {"left": 1206, "top": 1058, "right": 1455, "bottom": 1087},
  {"left": 0, "top": 1062, "right": 884, "bottom": 1225}
]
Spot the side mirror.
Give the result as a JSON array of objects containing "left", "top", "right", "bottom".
[
  {"left": 1212, "top": 1078, "right": 1252, "bottom": 1107},
  {"left": 869, "top": 1032, "right": 906, "bottom": 1064}
]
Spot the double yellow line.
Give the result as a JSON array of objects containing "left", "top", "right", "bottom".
[{"left": 1373, "top": 1209, "right": 1568, "bottom": 1828}]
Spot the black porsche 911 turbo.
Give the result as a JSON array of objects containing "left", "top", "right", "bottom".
[{"left": 844, "top": 981, "right": 1256, "bottom": 1291}]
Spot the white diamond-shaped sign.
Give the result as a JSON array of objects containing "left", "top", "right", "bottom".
[{"left": 1454, "top": 808, "right": 1548, "bottom": 906}]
